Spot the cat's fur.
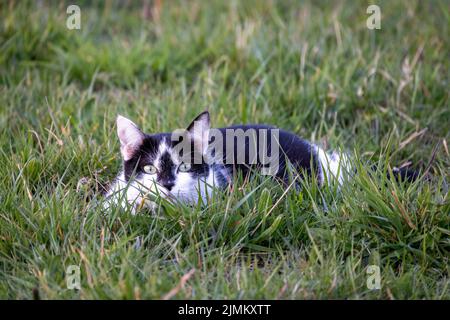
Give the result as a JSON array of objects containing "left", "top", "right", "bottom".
[{"left": 104, "top": 111, "right": 414, "bottom": 213}]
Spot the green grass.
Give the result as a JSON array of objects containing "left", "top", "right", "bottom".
[{"left": 0, "top": 0, "right": 449, "bottom": 299}]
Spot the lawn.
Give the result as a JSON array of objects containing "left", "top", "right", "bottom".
[{"left": 0, "top": 0, "right": 449, "bottom": 299}]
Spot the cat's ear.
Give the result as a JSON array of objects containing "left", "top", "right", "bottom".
[
  {"left": 186, "top": 111, "right": 210, "bottom": 154},
  {"left": 116, "top": 115, "right": 144, "bottom": 161}
]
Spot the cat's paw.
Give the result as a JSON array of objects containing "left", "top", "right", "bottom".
[{"left": 134, "top": 197, "right": 160, "bottom": 215}]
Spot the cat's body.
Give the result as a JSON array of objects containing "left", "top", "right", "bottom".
[{"left": 104, "top": 111, "right": 351, "bottom": 213}]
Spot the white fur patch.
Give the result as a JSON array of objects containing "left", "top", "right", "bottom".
[
  {"left": 154, "top": 138, "right": 181, "bottom": 169},
  {"left": 315, "top": 145, "right": 352, "bottom": 186},
  {"left": 104, "top": 169, "right": 220, "bottom": 213}
]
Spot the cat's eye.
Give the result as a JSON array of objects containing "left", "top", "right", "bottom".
[
  {"left": 143, "top": 164, "right": 157, "bottom": 174},
  {"left": 178, "top": 162, "right": 192, "bottom": 172}
]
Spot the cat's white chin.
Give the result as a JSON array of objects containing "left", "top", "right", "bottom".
[{"left": 103, "top": 171, "right": 215, "bottom": 214}]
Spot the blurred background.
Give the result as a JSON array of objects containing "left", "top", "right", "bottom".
[{"left": 1, "top": 1, "right": 448, "bottom": 142}]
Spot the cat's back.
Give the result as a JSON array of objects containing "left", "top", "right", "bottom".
[
  {"left": 214, "top": 124, "right": 316, "bottom": 177},
  {"left": 216, "top": 124, "right": 312, "bottom": 153}
]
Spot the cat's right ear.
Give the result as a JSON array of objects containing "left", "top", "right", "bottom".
[{"left": 116, "top": 115, "right": 144, "bottom": 161}]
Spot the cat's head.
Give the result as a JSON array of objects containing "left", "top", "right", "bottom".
[{"left": 116, "top": 111, "right": 219, "bottom": 204}]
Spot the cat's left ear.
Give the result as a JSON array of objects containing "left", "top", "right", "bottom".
[{"left": 186, "top": 111, "right": 210, "bottom": 154}]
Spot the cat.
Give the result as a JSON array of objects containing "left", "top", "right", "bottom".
[{"left": 104, "top": 111, "right": 418, "bottom": 213}]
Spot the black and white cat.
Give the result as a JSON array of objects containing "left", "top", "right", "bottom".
[{"left": 104, "top": 111, "right": 415, "bottom": 213}]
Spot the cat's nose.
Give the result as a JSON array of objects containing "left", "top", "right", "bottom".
[{"left": 162, "top": 182, "right": 175, "bottom": 191}]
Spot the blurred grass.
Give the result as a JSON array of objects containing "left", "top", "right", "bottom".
[{"left": 0, "top": 0, "right": 449, "bottom": 299}]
